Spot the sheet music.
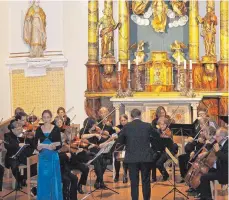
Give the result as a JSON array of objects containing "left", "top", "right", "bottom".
[
  {"left": 38, "top": 142, "right": 61, "bottom": 150},
  {"left": 165, "top": 147, "right": 178, "bottom": 165}
]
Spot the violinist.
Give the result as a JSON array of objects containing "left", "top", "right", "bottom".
[
  {"left": 56, "top": 116, "right": 90, "bottom": 195},
  {"left": 151, "top": 117, "right": 173, "bottom": 182},
  {"left": 55, "top": 117, "right": 78, "bottom": 200},
  {"left": 197, "top": 108, "right": 218, "bottom": 130},
  {"left": 196, "top": 127, "right": 228, "bottom": 200},
  {"left": 4, "top": 120, "right": 35, "bottom": 188},
  {"left": 80, "top": 115, "right": 115, "bottom": 189},
  {"left": 151, "top": 106, "right": 174, "bottom": 129},
  {"left": 57, "top": 107, "right": 71, "bottom": 126},
  {"left": 114, "top": 114, "right": 129, "bottom": 183}
]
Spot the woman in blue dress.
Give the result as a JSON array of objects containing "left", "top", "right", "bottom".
[{"left": 35, "top": 110, "right": 63, "bottom": 200}]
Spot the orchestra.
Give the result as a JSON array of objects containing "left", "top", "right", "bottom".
[{"left": 0, "top": 105, "right": 228, "bottom": 200}]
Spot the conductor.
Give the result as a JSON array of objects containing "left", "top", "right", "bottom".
[{"left": 118, "top": 109, "right": 153, "bottom": 200}]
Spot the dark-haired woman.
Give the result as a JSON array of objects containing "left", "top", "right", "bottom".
[
  {"left": 35, "top": 110, "right": 63, "bottom": 200},
  {"left": 114, "top": 114, "right": 129, "bottom": 183}
]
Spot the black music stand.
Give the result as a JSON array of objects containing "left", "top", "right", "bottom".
[
  {"left": 162, "top": 148, "right": 189, "bottom": 200},
  {"left": 219, "top": 116, "right": 228, "bottom": 124},
  {"left": 2, "top": 144, "right": 29, "bottom": 200},
  {"left": 81, "top": 141, "right": 119, "bottom": 200}
]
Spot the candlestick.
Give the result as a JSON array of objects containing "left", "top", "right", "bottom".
[
  {"left": 116, "top": 70, "right": 125, "bottom": 98},
  {"left": 125, "top": 68, "right": 133, "bottom": 97},
  {"left": 186, "top": 64, "right": 196, "bottom": 97}
]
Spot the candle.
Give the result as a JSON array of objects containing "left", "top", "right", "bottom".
[
  {"left": 178, "top": 56, "right": 180, "bottom": 65},
  {"left": 189, "top": 60, "right": 192, "bottom": 70},
  {"left": 136, "top": 57, "right": 138, "bottom": 66},
  {"left": 128, "top": 60, "right": 131, "bottom": 70},
  {"left": 184, "top": 60, "right": 186, "bottom": 70},
  {"left": 118, "top": 62, "right": 121, "bottom": 71}
]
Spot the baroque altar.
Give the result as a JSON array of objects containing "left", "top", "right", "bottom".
[{"left": 85, "top": 0, "right": 228, "bottom": 125}]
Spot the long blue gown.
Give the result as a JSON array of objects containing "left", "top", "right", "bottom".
[{"left": 37, "top": 133, "right": 63, "bottom": 200}]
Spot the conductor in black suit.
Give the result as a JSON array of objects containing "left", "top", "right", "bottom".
[{"left": 118, "top": 109, "right": 153, "bottom": 200}]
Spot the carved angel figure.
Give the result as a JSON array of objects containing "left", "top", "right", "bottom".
[
  {"left": 132, "top": 0, "right": 149, "bottom": 15},
  {"left": 170, "top": 40, "right": 187, "bottom": 63},
  {"left": 197, "top": 6, "right": 217, "bottom": 56},
  {"left": 170, "top": 0, "right": 187, "bottom": 17},
  {"left": 23, "top": 1, "right": 46, "bottom": 57},
  {"left": 151, "top": 0, "right": 168, "bottom": 32}
]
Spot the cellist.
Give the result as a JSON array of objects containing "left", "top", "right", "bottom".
[{"left": 196, "top": 127, "right": 228, "bottom": 200}]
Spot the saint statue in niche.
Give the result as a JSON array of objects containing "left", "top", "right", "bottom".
[{"left": 23, "top": 0, "right": 47, "bottom": 58}]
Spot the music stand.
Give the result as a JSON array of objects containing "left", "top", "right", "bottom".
[
  {"left": 170, "top": 120, "right": 198, "bottom": 154},
  {"left": 162, "top": 148, "right": 189, "bottom": 200},
  {"left": 81, "top": 141, "right": 119, "bottom": 200},
  {"left": 2, "top": 144, "right": 29, "bottom": 200}
]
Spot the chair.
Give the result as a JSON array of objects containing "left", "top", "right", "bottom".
[{"left": 26, "top": 155, "right": 38, "bottom": 200}]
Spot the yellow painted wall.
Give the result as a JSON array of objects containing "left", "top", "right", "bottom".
[{"left": 10, "top": 68, "right": 65, "bottom": 117}]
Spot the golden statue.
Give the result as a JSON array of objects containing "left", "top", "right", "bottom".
[
  {"left": 151, "top": 0, "right": 168, "bottom": 33},
  {"left": 23, "top": 1, "right": 46, "bottom": 58},
  {"left": 98, "top": 6, "right": 121, "bottom": 58},
  {"left": 170, "top": 40, "right": 187, "bottom": 63},
  {"left": 170, "top": 0, "right": 187, "bottom": 17},
  {"left": 130, "top": 40, "right": 146, "bottom": 65},
  {"left": 132, "top": 0, "right": 149, "bottom": 15},
  {"left": 197, "top": 6, "right": 217, "bottom": 57}
]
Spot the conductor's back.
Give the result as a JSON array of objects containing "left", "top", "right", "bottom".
[{"left": 118, "top": 109, "right": 153, "bottom": 200}]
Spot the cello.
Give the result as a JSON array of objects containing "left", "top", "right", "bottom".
[{"left": 184, "top": 138, "right": 224, "bottom": 189}]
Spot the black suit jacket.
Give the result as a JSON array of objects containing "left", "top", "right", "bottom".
[
  {"left": 216, "top": 140, "right": 228, "bottom": 184},
  {"left": 118, "top": 119, "right": 154, "bottom": 163},
  {"left": 4, "top": 131, "right": 34, "bottom": 168}
]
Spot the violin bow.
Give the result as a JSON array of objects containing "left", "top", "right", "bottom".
[
  {"left": 70, "top": 115, "right": 76, "bottom": 123},
  {"left": 81, "top": 119, "right": 89, "bottom": 137},
  {"left": 193, "top": 117, "right": 211, "bottom": 141},
  {"left": 66, "top": 106, "right": 74, "bottom": 115},
  {"left": 96, "top": 104, "right": 122, "bottom": 127},
  {"left": 0, "top": 118, "right": 3, "bottom": 125}
]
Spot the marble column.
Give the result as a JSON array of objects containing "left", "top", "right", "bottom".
[
  {"left": 191, "top": 103, "right": 198, "bottom": 122},
  {"left": 218, "top": 0, "right": 229, "bottom": 91},
  {"left": 87, "top": 0, "right": 100, "bottom": 92},
  {"left": 118, "top": 0, "right": 129, "bottom": 90},
  {"left": 114, "top": 103, "right": 121, "bottom": 126}
]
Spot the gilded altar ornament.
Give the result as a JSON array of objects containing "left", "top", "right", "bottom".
[
  {"left": 132, "top": 0, "right": 149, "bottom": 15},
  {"left": 151, "top": 0, "right": 168, "bottom": 32},
  {"left": 197, "top": 6, "right": 217, "bottom": 57},
  {"left": 170, "top": 0, "right": 187, "bottom": 17},
  {"left": 23, "top": 0, "right": 46, "bottom": 58},
  {"left": 131, "top": 40, "right": 146, "bottom": 65},
  {"left": 170, "top": 40, "right": 187, "bottom": 63},
  {"left": 98, "top": 6, "right": 121, "bottom": 58}
]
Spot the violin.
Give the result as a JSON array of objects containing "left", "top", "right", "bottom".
[{"left": 161, "top": 127, "right": 172, "bottom": 138}]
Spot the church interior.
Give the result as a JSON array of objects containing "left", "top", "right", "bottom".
[{"left": 0, "top": 0, "right": 228, "bottom": 199}]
